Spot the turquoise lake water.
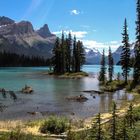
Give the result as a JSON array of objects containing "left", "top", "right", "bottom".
[{"left": 0, "top": 65, "right": 133, "bottom": 120}]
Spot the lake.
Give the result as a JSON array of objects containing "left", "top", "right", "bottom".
[{"left": 0, "top": 65, "right": 133, "bottom": 120}]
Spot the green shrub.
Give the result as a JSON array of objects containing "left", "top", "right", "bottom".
[
  {"left": 40, "top": 116, "right": 69, "bottom": 134},
  {"left": 0, "top": 129, "right": 45, "bottom": 140}
]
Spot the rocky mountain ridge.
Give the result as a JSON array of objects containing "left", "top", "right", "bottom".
[{"left": 0, "top": 16, "right": 56, "bottom": 58}]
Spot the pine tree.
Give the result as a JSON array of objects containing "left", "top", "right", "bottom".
[
  {"left": 126, "top": 104, "right": 135, "bottom": 129},
  {"left": 76, "top": 40, "right": 85, "bottom": 72},
  {"left": 111, "top": 102, "right": 117, "bottom": 140},
  {"left": 99, "top": 49, "right": 106, "bottom": 84},
  {"left": 90, "top": 113, "right": 103, "bottom": 140},
  {"left": 72, "top": 36, "right": 77, "bottom": 72},
  {"left": 52, "top": 37, "right": 61, "bottom": 73},
  {"left": 121, "top": 19, "right": 130, "bottom": 84},
  {"left": 79, "top": 41, "right": 85, "bottom": 71},
  {"left": 122, "top": 118, "right": 128, "bottom": 140},
  {"left": 133, "top": 0, "right": 140, "bottom": 85},
  {"left": 60, "top": 31, "right": 66, "bottom": 74},
  {"left": 108, "top": 47, "right": 114, "bottom": 82},
  {"left": 65, "top": 32, "right": 72, "bottom": 72},
  {"left": 97, "top": 113, "right": 102, "bottom": 140}
]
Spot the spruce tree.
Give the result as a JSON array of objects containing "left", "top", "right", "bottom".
[
  {"left": 72, "top": 36, "right": 77, "bottom": 72},
  {"left": 108, "top": 47, "right": 114, "bottom": 82},
  {"left": 111, "top": 102, "right": 117, "bottom": 140},
  {"left": 61, "top": 31, "right": 66, "bottom": 74},
  {"left": 65, "top": 32, "right": 72, "bottom": 72},
  {"left": 52, "top": 37, "right": 61, "bottom": 73},
  {"left": 99, "top": 49, "right": 106, "bottom": 84},
  {"left": 133, "top": 0, "right": 140, "bottom": 85},
  {"left": 90, "top": 113, "right": 103, "bottom": 140},
  {"left": 121, "top": 18, "right": 130, "bottom": 84},
  {"left": 126, "top": 103, "right": 135, "bottom": 129},
  {"left": 76, "top": 40, "right": 85, "bottom": 72},
  {"left": 97, "top": 113, "right": 102, "bottom": 140}
]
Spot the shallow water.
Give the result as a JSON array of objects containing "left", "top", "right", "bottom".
[{"left": 0, "top": 65, "right": 133, "bottom": 120}]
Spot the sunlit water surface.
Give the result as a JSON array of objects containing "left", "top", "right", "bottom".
[{"left": 0, "top": 65, "right": 133, "bottom": 120}]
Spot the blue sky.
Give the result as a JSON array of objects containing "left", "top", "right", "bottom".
[{"left": 0, "top": 0, "right": 136, "bottom": 53}]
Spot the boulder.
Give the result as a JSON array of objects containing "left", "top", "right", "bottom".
[{"left": 21, "top": 85, "right": 33, "bottom": 94}]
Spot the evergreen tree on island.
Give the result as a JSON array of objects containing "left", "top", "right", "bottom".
[
  {"left": 65, "top": 32, "right": 72, "bottom": 72},
  {"left": 121, "top": 19, "right": 130, "bottom": 84},
  {"left": 52, "top": 37, "right": 61, "bottom": 73},
  {"left": 108, "top": 47, "right": 114, "bottom": 82},
  {"left": 76, "top": 40, "right": 85, "bottom": 72},
  {"left": 53, "top": 32, "right": 85, "bottom": 74},
  {"left": 133, "top": 0, "right": 140, "bottom": 85},
  {"left": 60, "top": 31, "right": 66, "bottom": 74},
  {"left": 99, "top": 49, "right": 106, "bottom": 84},
  {"left": 72, "top": 36, "right": 77, "bottom": 72}
]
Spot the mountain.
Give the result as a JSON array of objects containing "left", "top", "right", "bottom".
[
  {"left": 0, "top": 16, "right": 56, "bottom": 59},
  {"left": 85, "top": 48, "right": 102, "bottom": 64},
  {"left": 113, "top": 43, "right": 135, "bottom": 64},
  {"left": 0, "top": 16, "right": 14, "bottom": 26},
  {"left": 37, "top": 24, "right": 55, "bottom": 38}
]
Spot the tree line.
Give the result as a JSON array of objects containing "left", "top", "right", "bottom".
[
  {"left": 0, "top": 51, "right": 50, "bottom": 67},
  {"left": 99, "top": 0, "right": 140, "bottom": 87},
  {"left": 52, "top": 32, "right": 85, "bottom": 74}
]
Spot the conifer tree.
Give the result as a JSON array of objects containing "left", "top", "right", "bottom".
[
  {"left": 52, "top": 33, "right": 85, "bottom": 74},
  {"left": 60, "top": 31, "right": 65, "bottom": 74},
  {"left": 99, "top": 49, "right": 106, "bottom": 84},
  {"left": 76, "top": 40, "right": 85, "bottom": 72},
  {"left": 111, "top": 102, "right": 117, "bottom": 140},
  {"left": 65, "top": 32, "right": 72, "bottom": 72},
  {"left": 126, "top": 104, "right": 135, "bottom": 129},
  {"left": 90, "top": 113, "right": 103, "bottom": 140},
  {"left": 53, "top": 37, "right": 61, "bottom": 73},
  {"left": 97, "top": 113, "right": 102, "bottom": 140},
  {"left": 133, "top": 0, "right": 140, "bottom": 85},
  {"left": 122, "top": 118, "right": 127, "bottom": 140},
  {"left": 108, "top": 47, "right": 114, "bottom": 82},
  {"left": 121, "top": 19, "right": 130, "bottom": 84},
  {"left": 72, "top": 36, "right": 77, "bottom": 72}
]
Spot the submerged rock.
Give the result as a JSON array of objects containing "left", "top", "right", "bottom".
[
  {"left": 66, "top": 95, "right": 88, "bottom": 102},
  {"left": 21, "top": 85, "right": 33, "bottom": 94}
]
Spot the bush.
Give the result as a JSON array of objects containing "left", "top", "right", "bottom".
[
  {"left": 0, "top": 129, "right": 45, "bottom": 140},
  {"left": 40, "top": 116, "right": 69, "bottom": 134}
]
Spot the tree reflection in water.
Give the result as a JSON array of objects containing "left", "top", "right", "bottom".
[{"left": 0, "top": 89, "right": 17, "bottom": 112}]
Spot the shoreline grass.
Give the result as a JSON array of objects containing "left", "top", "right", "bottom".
[{"left": 42, "top": 71, "right": 89, "bottom": 79}]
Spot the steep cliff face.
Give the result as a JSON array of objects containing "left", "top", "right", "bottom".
[
  {"left": 0, "top": 16, "right": 15, "bottom": 26},
  {"left": 37, "top": 24, "right": 55, "bottom": 38},
  {"left": 0, "top": 16, "right": 56, "bottom": 58}
]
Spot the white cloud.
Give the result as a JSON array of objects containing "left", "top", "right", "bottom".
[
  {"left": 70, "top": 10, "right": 80, "bottom": 15},
  {"left": 53, "top": 29, "right": 121, "bottom": 55},
  {"left": 53, "top": 30, "right": 88, "bottom": 38}
]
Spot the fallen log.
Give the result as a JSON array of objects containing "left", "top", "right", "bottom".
[
  {"left": 66, "top": 95, "right": 88, "bottom": 102},
  {"left": 83, "top": 90, "right": 104, "bottom": 94}
]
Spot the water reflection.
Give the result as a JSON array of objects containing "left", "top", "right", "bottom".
[{"left": 0, "top": 67, "right": 134, "bottom": 120}]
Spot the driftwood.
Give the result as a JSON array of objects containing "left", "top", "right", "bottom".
[
  {"left": 27, "top": 112, "right": 37, "bottom": 115},
  {"left": 0, "top": 88, "right": 17, "bottom": 101},
  {"left": 83, "top": 90, "right": 104, "bottom": 94},
  {"left": 66, "top": 95, "right": 88, "bottom": 102}
]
